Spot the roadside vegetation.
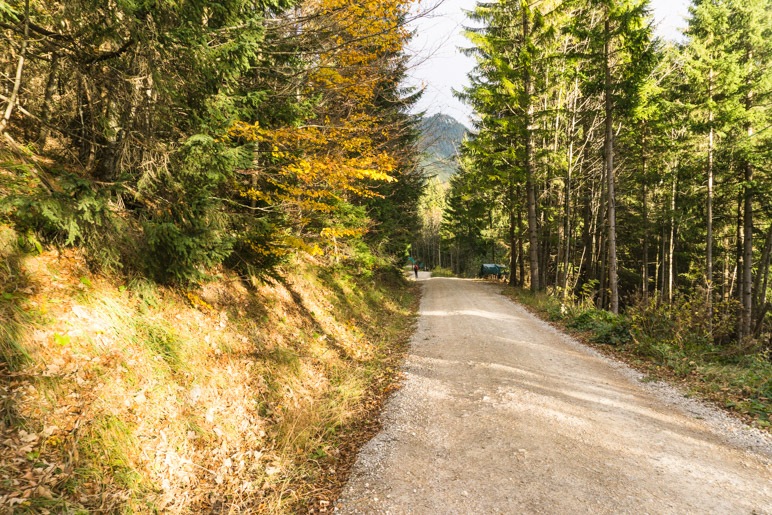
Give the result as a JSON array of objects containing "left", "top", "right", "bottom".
[
  {"left": 0, "top": 224, "right": 418, "bottom": 511},
  {"left": 427, "top": 267, "right": 455, "bottom": 278}
]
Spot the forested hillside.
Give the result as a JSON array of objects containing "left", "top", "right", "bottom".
[
  {"left": 412, "top": 0, "right": 771, "bottom": 427},
  {"left": 0, "top": 0, "right": 424, "bottom": 511}
]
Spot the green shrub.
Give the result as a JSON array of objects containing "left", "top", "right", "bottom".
[
  {"left": 627, "top": 288, "right": 739, "bottom": 355},
  {"left": 567, "top": 309, "right": 601, "bottom": 331},
  {"left": 144, "top": 212, "right": 232, "bottom": 283},
  {"left": 542, "top": 294, "right": 571, "bottom": 322},
  {"left": 349, "top": 240, "right": 380, "bottom": 277},
  {"left": 141, "top": 135, "right": 239, "bottom": 283},
  {"left": 567, "top": 308, "right": 631, "bottom": 345},
  {"left": 1, "top": 172, "right": 125, "bottom": 270}
]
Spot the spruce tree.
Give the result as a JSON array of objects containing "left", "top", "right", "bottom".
[
  {"left": 570, "top": 0, "right": 656, "bottom": 313},
  {"left": 683, "top": 0, "right": 742, "bottom": 326}
]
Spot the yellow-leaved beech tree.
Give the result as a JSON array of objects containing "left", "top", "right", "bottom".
[{"left": 227, "top": 0, "right": 421, "bottom": 268}]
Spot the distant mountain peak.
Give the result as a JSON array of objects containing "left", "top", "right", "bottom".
[
  {"left": 419, "top": 113, "right": 468, "bottom": 159},
  {"left": 418, "top": 113, "right": 468, "bottom": 182},
  {"left": 431, "top": 113, "right": 461, "bottom": 125}
]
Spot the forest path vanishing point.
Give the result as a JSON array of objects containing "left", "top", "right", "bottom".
[{"left": 335, "top": 274, "right": 772, "bottom": 514}]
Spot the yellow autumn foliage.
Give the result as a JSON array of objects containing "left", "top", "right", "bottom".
[{"left": 227, "top": 0, "right": 414, "bottom": 261}]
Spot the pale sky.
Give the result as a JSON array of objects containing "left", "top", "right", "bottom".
[{"left": 406, "top": 0, "right": 691, "bottom": 125}]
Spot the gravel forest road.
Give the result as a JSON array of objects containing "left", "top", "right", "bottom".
[{"left": 335, "top": 275, "right": 772, "bottom": 514}]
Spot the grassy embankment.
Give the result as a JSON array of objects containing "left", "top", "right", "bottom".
[
  {"left": 500, "top": 287, "right": 771, "bottom": 430},
  {"left": 0, "top": 226, "right": 418, "bottom": 513}
]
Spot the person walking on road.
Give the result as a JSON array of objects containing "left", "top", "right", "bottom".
[{"left": 413, "top": 263, "right": 419, "bottom": 279}]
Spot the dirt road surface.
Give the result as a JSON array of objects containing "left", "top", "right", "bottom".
[{"left": 335, "top": 275, "right": 772, "bottom": 514}]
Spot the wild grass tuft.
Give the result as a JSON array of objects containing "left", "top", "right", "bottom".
[
  {"left": 0, "top": 229, "right": 33, "bottom": 371},
  {"left": 74, "top": 414, "right": 149, "bottom": 509},
  {"left": 0, "top": 302, "right": 31, "bottom": 372},
  {"left": 133, "top": 321, "right": 186, "bottom": 376}
]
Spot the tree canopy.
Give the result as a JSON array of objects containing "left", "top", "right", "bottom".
[
  {"left": 433, "top": 0, "right": 772, "bottom": 348},
  {"left": 0, "top": 0, "right": 424, "bottom": 282}
]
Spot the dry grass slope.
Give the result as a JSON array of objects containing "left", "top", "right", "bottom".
[{"left": 0, "top": 228, "right": 418, "bottom": 513}]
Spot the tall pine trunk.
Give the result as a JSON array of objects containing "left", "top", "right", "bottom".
[
  {"left": 509, "top": 179, "right": 517, "bottom": 287},
  {"left": 753, "top": 223, "right": 772, "bottom": 335},
  {"left": 603, "top": 18, "right": 619, "bottom": 314},
  {"left": 523, "top": 4, "right": 540, "bottom": 292},
  {"left": 518, "top": 185, "right": 526, "bottom": 287},
  {"left": 561, "top": 75, "right": 581, "bottom": 299},
  {"left": 706, "top": 68, "right": 715, "bottom": 334},
  {"left": 740, "top": 52, "right": 755, "bottom": 340},
  {"left": 741, "top": 159, "right": 753, "bottom": 339},
  {"left": 641, "top": 138, "right": 649, "bottom": 302},
  {"left": 668, "top": 172, "right": 677, "bottom": 305},
  {"left": 637, "top": 121, "right": 649, "bottom": 300}
]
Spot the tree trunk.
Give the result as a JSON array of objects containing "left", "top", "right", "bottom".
[
  {"left": 489, "top": 208, "right": 495, "bottom": 263},
  {"left": 562, "top": 79, "right": 580, "bottom": 298},
  {"left": 740, "top": 52, "right": 754, "bottom": 340},
  {"left": 752, "top": 223, "right": 772, "bottom": 332},
  {"left": 741, "top": 159, "right": 753, "bottom": 339},
  {"left": 37, "top": 52, "right": 59, "bottom": 149},
  {"left": 577, "top": 125, "right": 596, "bottom": 296},
  {"left": 706, "top": 68, "right": 715, "bottom": 330},
  {"left": 0, "top": 0, "right": 30, "bottom": 135},
  {"left": 603, "top": 18, "right": 619, "bottom": 314},
  {"left": 599, "top": 219, "right": 608, "bottom": 309},
  {"left": 562, "top": 147, "right": 573, "bottom": 299},
  {"left": 655, "top": 226, "right": 662, "bottom": 303},
  {"left": 668, "top": 170, "right": 677, "bottom": 305},
  {"left": 540, "top": 210, "right": 549, "bottom": 288},
  {"left": 77, "top": 77, "right": 97, "bottom": 170},
  {"left": 509, "top": 179, "right": 517, "bottom": 287},
  {"left": 735, "top": 191, "right": 743, "bottom": 300},
  {"left": 642, "top": 180, "right": 649, "bottom": 301},
  {"left": 580, "top": 183, "right": 593, "bottom": 293},
  {"left": 438, "top": 236, "right": 442, "bottom": 269},
  {"left": 518, "top": 186, "right": 526, "bottom": 287},
  {"left": 641, "top": 126, "right": 649, "bottom": 302},
  {"left": 523, "top": 4, "right": 540, "bottom": 292}
]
